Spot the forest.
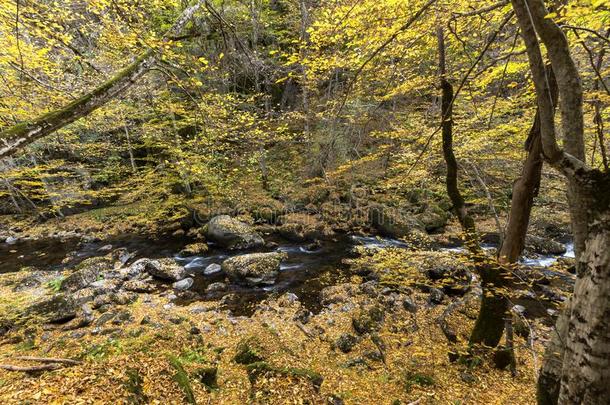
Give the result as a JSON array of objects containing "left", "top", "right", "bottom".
[{"left": 0, "top": 0, "right": 608, "bottom": 403}]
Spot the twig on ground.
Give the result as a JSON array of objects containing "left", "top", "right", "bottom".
[
  {"left": 0, "top": 364, "right": 62, "bottom": 372},
  {"left": 13, "top": 356, "right": 82, "bottom": 365}
]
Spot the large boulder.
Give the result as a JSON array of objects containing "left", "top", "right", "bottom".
[
  {"left": 415, "top": 204, "right": 448, "bottom": 232},
  {"left": 143, "top": 258, "right": 187, "bottom": 282},
  {"left": 61, "top": 266, "right": 102, "bottom": 292},
  {"left": 277, "top": 213, "right": 334, "bottom": 242},
  {"left": 61, "top": 256, "right": 112, "bottom": 292},
  {"left": 222, "top": 252, "right": 287, "bottom": 286},
  {"left": 27, "top": 294, "right": 77, "bottom": 323},
  {"left": 368, "top": 204, "right": 425, "bottom": 238},
  {"left": 204, "top": 215, "right": 265, "bottom": 250},
  {"left": 525, "top": 235, "right": 566, "bottom": 256}
]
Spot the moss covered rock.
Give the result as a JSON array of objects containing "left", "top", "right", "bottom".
[
  {"left": 352, "top": 304, "right": 384, "bottom": 335},
  {"left": 222, "top": 252, "right": 286, "bottom": 286},
  {"left": 179, "top": 243, "right": 209, "bottom": 257},
  {"left": 277, "top": 213, "right": 334, "bottom": 242},
  {"left": 204, "top": 215, "right": 265, "bottom": 250},
  {"left": 416, "top": 204, "right": 448, "bottom": 232},
  {"left": 145, "top": 258, "right": 186, "bottom": 282},
  {"left": 234, "top": 337, "right": 267, "bottom": 364},
  {"left": 61, "top": 262, "right": 106, "bottom": 292},
  {"left": 368, "top": 203, "right": 425, "bottom": 238},
  {"left": 27, "top": 293, "right": 77, "bottom": 323}
]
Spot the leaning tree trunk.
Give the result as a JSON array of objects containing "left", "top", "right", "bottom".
[
  {"left": 437, "top": 23, "right": 506, "bottom": 348},
  {"left": 0, "top": 0, "right": 205, "bottom": 158},
  {"left": 498, "top": 68, "right": 558, "bottom": 264}
]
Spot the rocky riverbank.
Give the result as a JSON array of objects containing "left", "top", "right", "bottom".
[{"left": 0, "top": 211, "right": 575, "bottom": 403}]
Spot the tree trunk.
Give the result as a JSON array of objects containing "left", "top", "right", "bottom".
[
  {"left": 437, "top": 23, "right": 506, "bottom": 348},
  {"left": 557, "top": 178, "right": 610, "bottom": 404},
  {"left": 0, "top": 0, "right": 205, "bottom": 158},
  {"left": 499, "top": 68, "right": 558, "bottom": 263},
  {"left": 299, "top": 0, "right": 311, "bottom": 137},
  {"left": 511, "top": 1, "right": 610, "bottom": 403}
]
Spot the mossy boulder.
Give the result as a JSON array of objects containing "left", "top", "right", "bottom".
[
  {"left": 204, "top": 215, "right": 265, "bottom": 250},
  {"left": 416, "top": 204, "right": 448, "bottom": 232},
  {"left": 27, "top": 293, "right": 77, "bottom": 323},
  {"left": 352, "top": 304, "right": 384, "bottom": 335},
  {"left": 145, "top": 258, "right": 186, "bottom": 282},
  {"left": 334, "top": 333, "right": 359, "bottom": 353},
  {"left": 525, "top": 235, "right": 566, "bottom": 256},
  {"left": 61, "top": 257, "right": 113, "bottom": 292},
  {"left": 368, "top": 203, "right": 424, "bottom": 238},
  {"left": 61, "top": 262, "right": 107, "bottom": 292},
  {"left": 277, "top": 213, "right": 334, "bottom": 242},
  {"left": 74, "top": 256, "right": 114, "bottom": 272},
  {"left": 179, "top": 243, "right": 209, "bottom": 256},
  {"left": 250, "top": 199, "right": 286, "bottom": 224},
  {"left": 222, "top": 252, "right": 286, "bottom": 286}
]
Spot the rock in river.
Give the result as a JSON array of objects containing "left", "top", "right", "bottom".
[
  {"left": 204, "top": 215, "right": 265, "bottom": 250},
  {"left": 144, "top": 258, "right": 187, "bottom": 282},
  {"left": 221, "top": 252, "right": 287, "bottom": 286},
  {"left": 204, "top": 263, "right": 222, "bottom": 275},
  {"left": 525, "top": 235, "right": 566, "bottom": 256},
  {"left": 179, "top": 242, "right": 209, "bottom": 256},
  {"left": 277, "top": 213, "right": 334, "bottom": 242}
]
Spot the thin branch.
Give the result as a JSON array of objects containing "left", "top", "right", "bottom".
[
  {"left": 7, "top": 62, "right": 77, "bottom": 99},
  {"left": 0, "top": 364, "right": 62, "bottom": 372},
  {"left": 450, "top": 1, "right": 509, "bottom": 23},
  {"left": 13, "top": 356, "right": 82, "bottom": 365},
  {"left": 561, "top": 25, "right": 610, "bottom": 46},
  {"left": 488, "top": 29, "right": 520, "bottom": 128},
  {"left": 406, "top": 12, "right": 514, "bottom": 176},
  {"left": 335, "top": 0, "right": 438, "bottom": 116},
  {"left": 572, "top": 29, "right": 610, "bottom": 96}
]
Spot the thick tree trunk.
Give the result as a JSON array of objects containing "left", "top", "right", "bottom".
[
  {"left": 511, "top": 1, "right": 610, "bottom": 403},
  {"left": 499, "top": 68, "right": 558, "bottom": 263},
  {"left": 557, "top": 179, "right": 610, "bottom": 404},
  {"left": 0, "top": 1, "right": 205, "bottom": 158},
  {"left": 540, "top": 179, "right": 610, "bottom": 405}
]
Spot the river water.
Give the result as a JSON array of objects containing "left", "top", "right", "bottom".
[{"left": 1, "top": 233, "right": 574, "bottom": 316}]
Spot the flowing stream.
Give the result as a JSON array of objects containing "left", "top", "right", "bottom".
[{"left": 1, "top": 233, "right": 574, "bottom": 316}]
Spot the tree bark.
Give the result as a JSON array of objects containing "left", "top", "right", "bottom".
[
  {"left": 437, "top": 23, "right": 506, "bottom": 348},
  {"left": 558, "top": 188, "right": 610, "bottom": 404},
  {"left": 0, "top": 0, "right": 206, "bottom": 158},
  {"left": 498, "top": 68, "right": 558, "bottom": 263},
  {"left": 511, "top": 1, "right": 610, "bottom": 403}
]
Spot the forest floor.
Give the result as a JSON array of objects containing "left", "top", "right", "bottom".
[
  {"left": 0, "top": 183, "right": 573, "bottom": 404},
  {"left": 0, "top": 272, "right": 547, "bottom": 404}
]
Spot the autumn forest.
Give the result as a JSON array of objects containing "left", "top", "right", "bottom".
[{"left": 0, "top": 0, "right": 609, "bottom": 403}]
